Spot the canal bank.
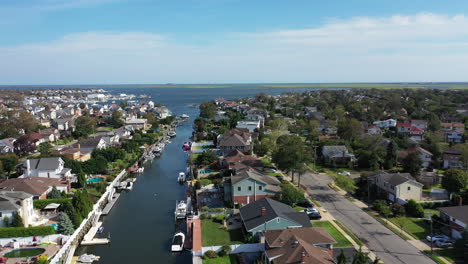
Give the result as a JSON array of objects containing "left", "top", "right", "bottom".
[{"left": 76, "top": 118, "right": 194, "bottom": 264}]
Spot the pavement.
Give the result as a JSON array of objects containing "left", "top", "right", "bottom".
[{"left": 300, "top": 172, "right": 436, "bottom": 264}]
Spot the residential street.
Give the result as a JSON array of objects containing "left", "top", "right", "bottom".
[{"left": 300, "top": 172, "right": 435, "bottom": 264}]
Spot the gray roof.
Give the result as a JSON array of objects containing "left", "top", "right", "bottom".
[
  {"left": 0, "top": 191, "right": 32, "bottom": 211},
  {"left": 240, "top": 197, "right": 312, "bottom": 231},
  {"left": 231, "top": 170, "right": 281, "bottom": 193},
  {"left": 22, "top": 157, "right": 62, "bottom": 170},
  {"left": 73, "top": 136, "right": 104, "bottom": 149},
  {"left": 439, "top": 205, "right": 468, "bottom": 224},
  {"left": 219, "top": 134, "right": 248, "bottom": 147},
  {"left": 372, "top": 172, "right": 423, "bottom": 187}
]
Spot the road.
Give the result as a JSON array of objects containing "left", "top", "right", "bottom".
[{"left": 300, "top": 172, "right": 434, "bottom": 264}]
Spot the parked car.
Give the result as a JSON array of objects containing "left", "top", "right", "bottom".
[
  {"left": 275, "top": 175, "right": 284, "bottom": 181},
  {"left": 339, "top": 171, "right": 351, "bottom": 176},
  {"left": 426, "top": 235, "right": 450, "bottom": 242},
  {"left": 307, "top": 212, "right": 322, "bottom": 220},
  {"left": 435, "top": 239, "right": 454, "bottom": 248},
  {"left": 304, "top": 207, "right": 319, "bottom": 214},
  {"left": 299, "top": 200, "right": 314, "bottom": 208}
]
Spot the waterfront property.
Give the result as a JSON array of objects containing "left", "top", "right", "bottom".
[
  {"left": 19, "top": 157, "right": 72, "bottom": 179},
  {"left": 0, "top": 177, "right": 69, "bottom": 200},
  {"left": 216, "top": 129, "right": 252, "bottom": 155},
  {"left": 0, "top": 191, "right": 34, "bottom": 227}
]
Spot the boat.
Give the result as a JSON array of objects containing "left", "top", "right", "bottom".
[
  {"left": 125, "top": 181, "right": 133, "bottom": 190},
  {"left": 178, "top": 172, "right": 185, "bottom": 183},
  {"left": 168, "top": 131, "right": 177, "bottom": 137},
  {"left": 180, "top": 114, "right": 189, "bottom": 119},
  {"left": 97, "top": 226, "right": 104, "bottom": 234},
  {"left": 182, "top": 142, "right": 191, "bottom": 151},
  {"left": 153, "top": 147, "right": 162, "bottom": 153},
  {"left": 171, "top": 232, "right": 185, "bottom": 252},
  {"left": 78, "top": 254, "right": 101, "bottom": 263},
  {"left": 175, "top": 200, "right": 187, "bottom": 219}
]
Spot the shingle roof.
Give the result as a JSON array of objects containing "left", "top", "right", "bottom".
[
  {"left": 372, "top": 171, "right": 423, "bottom": 187},
  {"left": 266, "top": 236, "right": 335, "bottom": 264},
  {"left": 22, "top": 157, "right": 62, "bottom": 171},
  {"left": 439, "top": 206, "right": 468, "bottom": 224},
  {"left": 0, "top": 178, "right": 67, "bottom": 196},
  {"left": 239, "top": 197, "right": 311, "bottom": 231},
  {"left": 73, "top": 136, "right": 103, "bottom": 148},
  {"left": 219, "top": 133, "right": 248, "bottom": 147},
  {"left": 265, "top": 227, "right": 336, "bottom": 247},
  {"left": 0, "top": 191, "right": 33, "bottom": 211}
]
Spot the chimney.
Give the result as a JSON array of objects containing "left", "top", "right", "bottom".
[
  {"left": 301, "top": 250, "right": 306, "bottom": 264},
  {"left": 26, "top": 160, "right": 31, "bottom": 173},
  {"left": 77, "top": 144, "right": 80, "bottom": 149},
  {"left": 66, "top": 179, "right": 71, "bottom": 193},
  {"left": 261, "top": 207, "right": 266, "bottom": 216}
]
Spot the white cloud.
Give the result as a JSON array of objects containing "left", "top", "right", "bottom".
[{"left": 1, "top": 13, "right": 468, "bottom": 84}]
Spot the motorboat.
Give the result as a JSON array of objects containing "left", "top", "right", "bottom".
[
  {"left": 153, "top": 147, "right": 162, "bottom": 153},
  {"left": 171, "top": 232, "right": 185, "bottom": 252},
  {"left": 168, "top": 131, "right": 177, "bottom": 137},
  {"left": 178, "top": 172, "right": 185, "bottom": 183},
  {"left": 182, "top": 142, "right": 191, "bottom": 151},
  {"left": 175, "top": 200, "right": 187, "bottom": 219},
  {"left": 125, "top": 181, "right": 133, "bottom": 190},
  {"left": 77, "top": 254, "right": 101, "bottom": 263},
  {"left": 97, "top": 226, "right": 104, "bottom": 234},
  {"left": 180, "top": 114, "right": 189, "bottom": 119}
]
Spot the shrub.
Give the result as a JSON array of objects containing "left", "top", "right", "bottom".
[
  {"left": 219, "top": 245, "right": 232, "bottom": 256},
  {"left": 372, "top": 200, "right": 387, "bottom": 212},
  {"left": 33, "top": 199, "right": 72, "bottom": 210},
  {"left": 280, "top": 183, "right": 305, "bottom": 207},
  {"left": 0, "top": 226, "right": 55, "bottom": 238},
  {"left": 200, "top": 179, "right": 212, "bottom": 186},
  {"left": 215, "top": 214, "right": 227, "bottom": 223},
  {"left": 200, "top": 213, "right": 210, "bottom": 220},
  {"left": 405, "top": 199, "right": 424, "bottom": 218},
  {"left": 380, "top": 205, "right": 393, "bottom": 218},
  {"left": 391, "top": 203, "right": 405, "bottom": 217},
  {"left": 204, "top": 250, "right": 218, "bottom": 259}
]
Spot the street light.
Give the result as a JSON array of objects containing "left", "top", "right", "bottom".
[{"left": 426, "top": 215, "right": 433, "bottom": 255}]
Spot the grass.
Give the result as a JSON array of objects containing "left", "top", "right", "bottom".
[
  {"left": 267, "top": 172, "right": 283, "bottom": 177},
  {"left": 333, "top": 220, "right": 365, "bottom": 246},
  {"left": 366, "top": 211, "right": 412, "bottom": 240},
  {"left": 201, "top": 219, "right": 245, "bottom": 246},
  {"left": 261, "top": 157, "right": 273, "bottom": 167},
  {"left": 388, "top": 217, "right": 429, "bottom": 240},
  {"left": 424, "top": 249, "right": 457, "bottom": 264},
  {"left": 310, "top": 198, "right": 322, "bottom": 207},
  {"left": 293, "top": 206, "right": 305, "bottom": 212},
  {"left": 312, "top": 221, "right": 353, "bottom": 247},
  {"left": 203, "top": 255, "right": 237, "bottom": 264}
]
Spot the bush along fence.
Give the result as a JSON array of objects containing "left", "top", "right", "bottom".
[
  {"left": 33, "top": 198, "right": 72, "bottom": 209},
  {"left": 0, "top": 226, "right": 55, "bottom": 239}
]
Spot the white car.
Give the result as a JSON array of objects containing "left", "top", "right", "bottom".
[
  {"left": 435, "top": 239, "right": 453, "bottom": 248},
  {"left": 339, "top": 171, "right": 351, "bottom": 176},
  {"left": 304, "top": 207, "right": 319, "bottom": 214},
  {"left": 426, "top": 235, "right": 450, "bottom": 242}
]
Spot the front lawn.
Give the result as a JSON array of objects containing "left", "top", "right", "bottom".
[
  {"left": 203, "top": 255, "right": 237, "bottom": 264},
  {"left": 293, "top": 206, "right": 305, "bottom": 212},
  {"left": 424, "top": 248, "right": 458, "bottom": 264},
  {"left": 312, "top": 221, "right": 353, "bottom": 247},
  {"left": 202, "top": 219, "right": 245, "bottom": 246},
  {"left": 388, "top": 217, "right": 429, "bottom": 240}
]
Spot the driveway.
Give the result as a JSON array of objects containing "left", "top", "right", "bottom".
[{"left": 300, "top": 172, "right": 434, "bottom": 264}]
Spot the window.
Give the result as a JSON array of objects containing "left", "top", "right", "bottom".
[
  {"left": 259, "top": 186, "right": 263, "bottom": 191},
  {"left": 248, "top": 186, "right": 252, "bottom": 191},
  {"left": 237, "top": 187, "right": 241, "bottom": 191},
  {"left": 0, "top": 212, "right": 2, "bottom": 217},
  {"left": 277, "top": 218, "right": 280, "bottom": 223},
  {"left": 407, "top": 186, "right": 411, "bottom": 191}
]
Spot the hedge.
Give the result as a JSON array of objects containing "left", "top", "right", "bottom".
[
  {"left": 0, "top": 226, "right": 55, "bottom": 238},
  {"left": 33, "top": 198, "right": 72, "bottom": 209}
]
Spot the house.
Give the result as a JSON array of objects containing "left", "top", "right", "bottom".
[
  {"left": 236, "top": 120, "right": 261, "bottom": 132},
  {"left": 438, "top": 205, "right": 468, "bottom": 239},
  {"left": 154, "top": 106, "right": 171, "bottom": 119},
  {"left": 373, "top": 119, "right": 397, "bottom": 129},
  {"left": 444, "top": 130, "right": 463, "bottom": 143},
  {"left": 0, "top": 138, "right": 16, "bottom": 154},
  {"left": 53, "top": 117, "right": 75, "bottom": 131},
  {"left": 59, "top": 147, "right": 92, "bottom": 162},
  {"left": 406, "top": 147, "right": 433, "bottom": 168},
  {"left": 321, "top": 145, "right": 356, "bottom": 166},
  {"left": 0, "top": 177, "right": 69, "bottom": 200},
  {"left": 19, "top": 157, "right": 72, "bottom": 179},
  {"left": 264, "top": 227, "right": 336, "bottom": 264},
  {"left": 220, "top": 149, "right": 264, "bottom": 173},
  {"left": 411, "top": 120, "right": 428, "bottom": 131},
  {"left": 72, "top": 136, "right": 107, "bottom": 151},
  {"left": 370, "top": 171, "right": 423, "bottom": 203},
  {"left": 125, "top": 117, "right": 151, "bottom": 130},
  {"left": 441, "top": 122, "right": 465, "bottom": 133},
  {"left": 216, "top": 129, "right": 252, "bottom": 155},
  {"left": 239, "top": 197, "right": 311, "bottom": 235},
  {"left": 224, "top": 169, "right": 281, "bottom": 205},
  {"left": 443, "top": 148, "right": 463, "bottom": 169},
  {"left": 366, "top": 125, "right": 381, "bottom": 135},
  {"left": 397, "top": 122, "right": 425, "bottom": 142},
  {"left": 244, "top": 114, "right": 265, "bottom": 127},
  {"left": 0, "top": 191, "right": 34, "bottom": 227}
]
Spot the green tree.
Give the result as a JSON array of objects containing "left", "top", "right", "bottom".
[
  {"left": 272, "top": 135, "right": 311, "bottom": 182},
  {"left": 404, "top": 199, "right": 424, "bottom": 218},
  {"left": 58, "top": 212, "right": 75, "bottom": 235},
  {"left": 352, "top": 247, "right": 371, "bottom": 264},
  {"left": 61, "top": 201, "right": 82, "bottom": 228},
  {"left": 0, "top": 161, "right": 3, "bottom": 176},
  {"left": 383, "top": 140, "right": 397, "bottom": 170},
  {"left": 253, "top": 141, "right": 269, "bottom": 156},
  {"left": 47, "top": 185, "right": 62, "bottom": 199},
  {"left": 0, "top": 154, "right": 18, "bottom": 177},
  {"left": 13, "top": 134, "right": 37, "bottom": 156},
  {"left": 74, "top": 116, "right": 97, "bottom": 138},
  {"left": 3, "top": 216, "right": 9, "bottom": 227},
  {"left": 38, "top": 142, "right": 53, "bottom": 156},
  {"left": 11, "top": 212, "right": 23, "bottom": 227},
  {"left": 401, "top": 152, "right": 422, "bottom": 177},
  {"left": 279, "top": 183, "right": 305, "bottom": 207},
  {"left": 337, "top": 118, "right": 362, "bottom": 141},
  {"left": 199, "top": 102, "right": 217, "bottom": 119},
  {"left": 119, "top": 100, "right": 128, "bottom": 109},
  {"left": 195, "top": 151, "right": 218, "bottom": 166},
  {"left": 454, "top": 228, "right": 468, "bottom": 258},
  {"left": 72, "top": 190, "right": 93, "bottom": 219},
  {"left": 442, "top": 169, "right": 468, "bottom": 196},
  {"left": 109, "top": 111, "right": 124, "bottom": 128},
  {"left": 337, "top": 249, "right": 349, "bottom": 264},
  {"left": 36, "top": 254, "right": 49, "bottom": 264}
]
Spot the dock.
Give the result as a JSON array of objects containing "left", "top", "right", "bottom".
[
  {"left": 102, "top": 192, "right": 120, "bottom": 215},
  {"left": 81, "top": 222, "right": 110, "bottom": 246}
]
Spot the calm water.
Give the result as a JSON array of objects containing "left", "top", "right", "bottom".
[{"left": 75, "top": 86, "right": 314, "bottom": 264}]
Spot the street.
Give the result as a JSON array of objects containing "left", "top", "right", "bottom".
[{"left": 300, "top": 172, "right": 435, "bottom": 264}]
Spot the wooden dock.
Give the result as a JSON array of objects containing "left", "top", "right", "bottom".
[
  {"left": 81, "top": 222, "right": 110, "bottom": 246},
  {"left": 102, "top": 192, "right": 120, "bottom": 215}
]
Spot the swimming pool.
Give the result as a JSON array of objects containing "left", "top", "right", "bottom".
[
  {"left": 4, "top": 248, "right": 45, "bottom": 258},
  {"left": 199, "top": 169, "right": 213, "bottom": 174},
  {"left": 50, "top": 223, "right": 59, "bottom": 230},
  {"left": 87, "top": 177, "right": 104, "bottom": 183}
]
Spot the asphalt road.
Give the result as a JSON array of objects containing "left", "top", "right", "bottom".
[{"left": 301, "top": 172, "right": 435, "bottom": 264}]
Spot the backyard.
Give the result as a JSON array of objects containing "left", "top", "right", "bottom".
[
  {"left": 202, "top": 219, "right": 246, "bottom": 246},
  {"left": 203, "top": 255, "right": 238, "bottom": 264},
  {"left": 312, "top": 221, "right": 353, "bottom": 248}
]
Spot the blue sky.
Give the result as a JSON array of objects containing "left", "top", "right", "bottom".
[{"left": 1, "top": 0, "right": 468, "bottom": 84}]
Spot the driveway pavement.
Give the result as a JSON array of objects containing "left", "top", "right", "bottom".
[{"left": 300, "top": 172, "right": 435, "bottom": 264}]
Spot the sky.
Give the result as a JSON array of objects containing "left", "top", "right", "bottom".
[{"left": 1, "top": 0, "right": 468, "bottom": 84}]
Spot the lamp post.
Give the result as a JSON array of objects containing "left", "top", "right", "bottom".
[{"left": 427, "top": 215, "right": 433, "bottom": 255}]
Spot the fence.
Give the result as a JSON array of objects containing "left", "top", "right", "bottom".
[
  {"left": 49, "top": 169, "right": 127, "bottom": 264},
  {"left": 0, "top": 234, "right": 68, "bottom": 247},
  {"left": 201, "top": 243, "right": 264, "bottom": 255}
]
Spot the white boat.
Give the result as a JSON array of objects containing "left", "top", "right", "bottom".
[
  {"left": 158, "top": 143, "right": 166, "bottom": 149},
  {"left": 175, "top": 200, "right": 187, "bottom": 219},
  {"left": 171, "top": 232, "right": 185, "bottom": 252},
  {"left": 168, "top": 131, "right": 177, "bottom": 137},
  {"left": 78, "top": 254, "right": 101, "bottom": 263},
  {"left": 178, "top": 172, "right": 185, "bottom": 183},
  {"left": 180, "top": 114, "right": 189, "bottom": 119},
  {"left": 125, "top": 181, "right": 133, "bottom": 190},
  {"left": 153, "top": 147, "right": 162, "bottom": 153}
]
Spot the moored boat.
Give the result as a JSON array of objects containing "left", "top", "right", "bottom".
[
  {"left": 168, "top": 131, "right": 177, "bottom": 137},
  {"left": 171, "top": 232, "right": 185, "bottom": 252},
  {"left": 175, "top": 200, "right": 187, "bottom": 219},
  {"left": 178, "top": 172, "right": 185, "bottom": 183}
]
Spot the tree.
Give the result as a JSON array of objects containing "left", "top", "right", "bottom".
[
  {"left": 454, "top": 228, "right": 468, "bottom": 258},
  {"left": 199, "top": 102, "right": 217, "bottom": 119},
  {"left": 352, "top": 247, "right": 371, "bottom": 264},
  {"left": 391, "top": 203, "right": 405, "bottom": 217},
  {"left": 272, "top": 135, "right": 311, "bottom": 182},
  {"left": 11, "top": 212, "right": 23, "bottom": 227},
  {"left": 58, "top": 212, "right": 75, "bottom": 235},
  {"left": 109, "top": 111, "right": 124, "bottom": 128},
  {"left": 279, "top": 183, "right": 305, "bottom": 207},
  {"left": 38, "top": 142, "right": 53, "bottom": 156},
  {"left": 72, "top": 190, "right": 93, "bottom": 219},
  {"left": 404, "top": 199, "right": 424, "bottom": 218},
  {"left": 61, "top": 201, "right": 82, "bottom": 228},
  {"left": 195, "top": 151, "right": 218, "bottom": 166},
  {"left": 0, "top": 154, "right": 19, "bottom": 177},
  {"left": 0, "top": 161, "right": 3, "bottom": 176},
  {"left": 442, "top": 169, "right": 468, "bottom": 196},
  {"left": 453, "top": 144, "right": 468, "bottom": 170},
  {"left": 74, "top": 116, "right": 97, "bottom": 138},
  {"left": 36, "top": 254, "right": 49, "bottom": 264},
  {"left": 337, "top": 118, "right": 362, "bottom": 141},
  {"left": 48, "top": 185, "right": 62, "bottom": 199},
  {"left": 383, "top": 140, "right": 397, "bottom": 169},
  {"left": 337, "top": 249, "right": 349, "bottom": 264},
  {"left": 13, "top": 134, "right": 37, "bottom": 156},
  {"left": 253, "top": 141, "right": 269, "bottom": 156},
  {"left": 119, "top": 100, "right": 128, "bottom": 109},
  {"left": 401, "top": 152, "right": 422, "bottom": 177}
]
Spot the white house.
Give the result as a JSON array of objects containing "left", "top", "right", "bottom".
[
  {"left": 236, "top": 120, "right": 261, "bottom": 133},
  {"left": 408, "top": 147, "right": 433, "bottom": 168},
  {"left": 373, "top": 119, "right": 397, "bottom": 128},
  {"left": 20, "top": 157, "right": 72, "bottom": 179},
  {"left": 0, "top": 191, "right": 34, "bottom": 227}
]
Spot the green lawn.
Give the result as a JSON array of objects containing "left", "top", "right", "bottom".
[
  {"left": 312, "top": 221, "right": 353, "bottom": 247},
  {"left": 367, "top": 211, "right": 412, "bottom": 240},
  {"left": 267, "top": 172, "right": 283, "bottom": 177},
  {"left": 202, "top": 219, "right": 245, "bottom": 246},
  {"left": 388, "top": 217, "right": 429, "bottom": 240},
  {"left": 424, "top": 249, "right": 458, "bottom": 264},
  {"left": 203, "top": 255, "right": 237, "bottom": 264},
  {"left": 293, "top": 206, "right": 305, "bottom": 212},
  {"left": 261, "top": 157, "right": 273, "bottom": 167},
  {"left": 333, "top": 220, "right": 365, "bottom": 246}
]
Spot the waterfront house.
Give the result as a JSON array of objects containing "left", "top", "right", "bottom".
[
  {"left": 0, "top": 191, "right": 34, "bottom": 227},
  {"left": 72, "top": 136, "right": 107, "bottom": 151},
  {"left": 220, "top": 149, "right": 264, "bottom": 173},
  {"left": 239, "top": 197, "right": 311, "bottom": 235},
  {"left": 236, "top": 120, "right": 261, "bottom": 133},
  {"left": 442, "top": 148, "right": 463, "bottom": 169},
  {"left": 216, "top": 128, "right": 252, "bottom": 155},
  {"left": 19, "top": 157, "right": 72, "bottom": 179},
  {"left": 438, "top": 205, "right": 468, "bottom": 239},
  {"left": 264, "top": 227, "right": 336, "bottom": 264},
  {"left": 224, "top": 169, "right": 281, "bottom": 205},
  {"left": 369, "top": 171, "right": 423, "bottom": 204},
  {"left": 0, "top": 177, "right": 69, "bottom": 200},
  {"left": 125, "top": 117, "right": 151, "bottom": 130},
  {"left": 373, "top": 119, "right": 397, "bottom": 129},
  {"left": 59, "top": 147, "right": 92, "bottom": 162},
  {"left": 321, "top": 145, "right": 356, "bottom": 166}
]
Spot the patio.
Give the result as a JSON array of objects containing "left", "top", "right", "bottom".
[{"left": 1, "top": 245, "right": 60, "bottom": 264}]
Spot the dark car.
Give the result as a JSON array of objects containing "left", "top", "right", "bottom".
[
  {"left": 307, "top": 212, "right": 322, "bottom": 220},
  {"left": 275, "top": 175, "right": 284, "bottom": 181}
]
